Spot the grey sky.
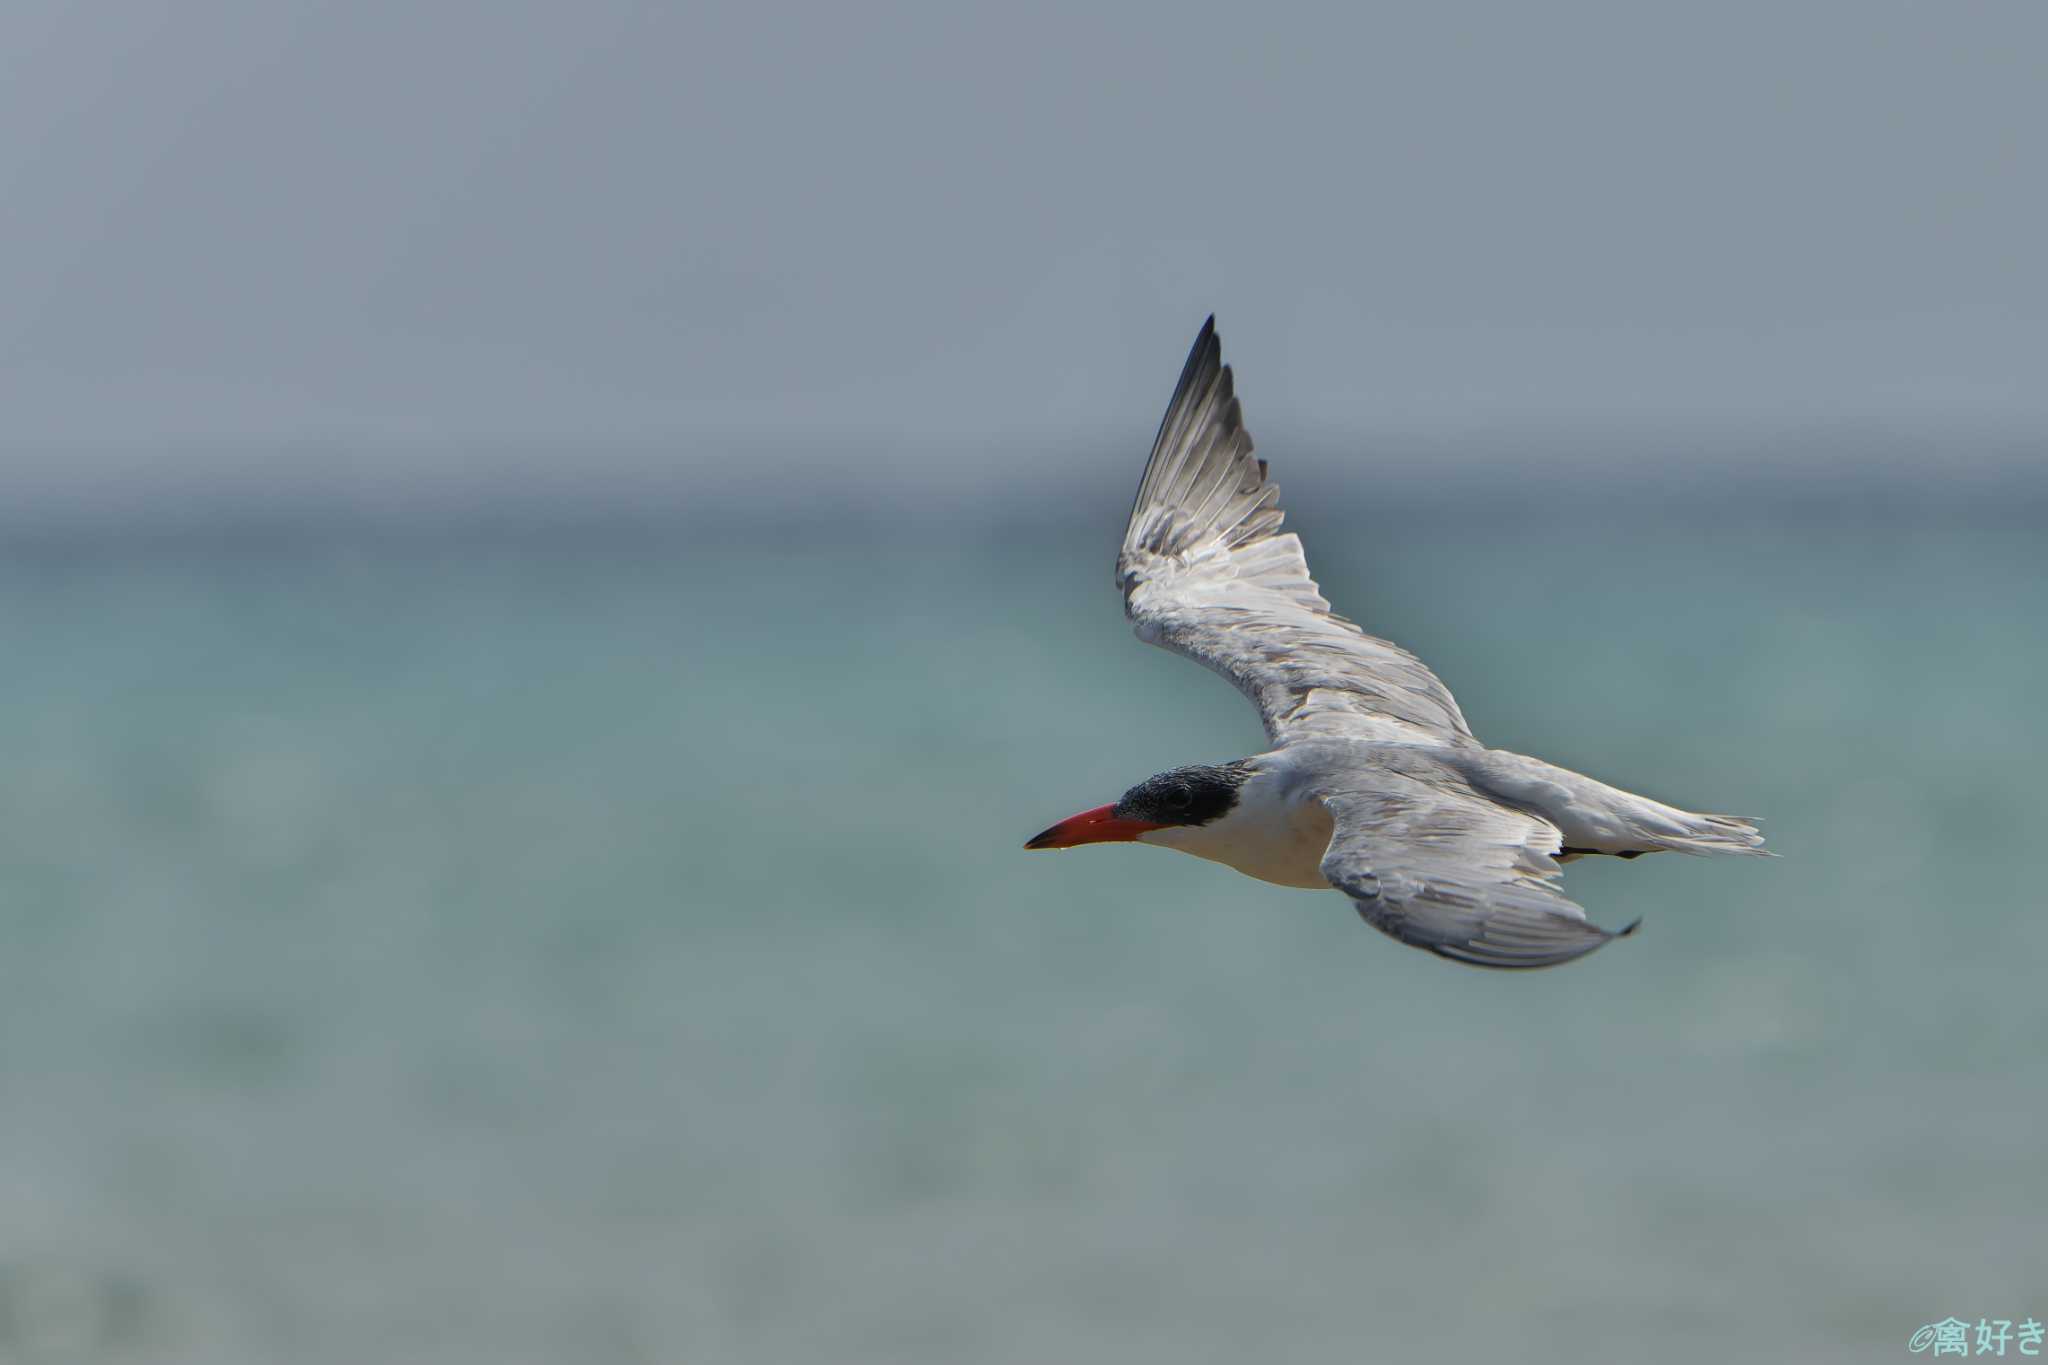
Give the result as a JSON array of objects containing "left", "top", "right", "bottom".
[{"left": 1, "top": 0, "right": 2043, "bottom": 502}]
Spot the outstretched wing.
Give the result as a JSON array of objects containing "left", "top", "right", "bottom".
[
  {"left": 1318, "top": 768, "right": 1637, "bottom": 969},
  {"left": 1118, "top": 317, "right": 1475, "bottom": 747}
]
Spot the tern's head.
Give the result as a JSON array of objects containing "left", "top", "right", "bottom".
[{"left": 1023, "top": 763, "right": 1250, "bottom": 849}]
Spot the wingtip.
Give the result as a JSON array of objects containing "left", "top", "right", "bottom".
[{"left": 1614, "top": 916, "right": 1644, "bottom": 939}]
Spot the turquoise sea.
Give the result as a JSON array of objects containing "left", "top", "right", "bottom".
[{"left": 1, "top": 490, "right": 2043, "bottom": 1363}]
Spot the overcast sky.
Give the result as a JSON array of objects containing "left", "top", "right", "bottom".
[{"left": 1, "top": 0, "right": 2042, "bottom": 506}]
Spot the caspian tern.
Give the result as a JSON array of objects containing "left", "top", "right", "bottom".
[{"left": 1025, "top": 317, "right": 1767, "bottom": 969}]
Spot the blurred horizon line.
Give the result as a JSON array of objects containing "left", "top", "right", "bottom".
[
  {"left": 3, "top": 414, "right": 2045, "bottom": 539},
  {"left": 2, "top": 435, "right": 2044, "bottom": 552}
]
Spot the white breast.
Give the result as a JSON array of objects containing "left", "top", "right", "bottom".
[{"left": 1137, "top": 764, "right": 1335, "bottom": 889}]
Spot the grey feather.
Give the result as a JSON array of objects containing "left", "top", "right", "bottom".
[
  {"left": 1315, "top": 752, "right": 1636, "bottom": 970},
  {"left": 1117, "top": 318, "right": 1474, "bottom": 746}
]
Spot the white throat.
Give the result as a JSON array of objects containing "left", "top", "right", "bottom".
[{"left": 1137, "top": 763, "right": 1335, "bottom": 889}]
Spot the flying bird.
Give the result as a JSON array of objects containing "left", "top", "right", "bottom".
[{"left": 1025, "top": 317, "right": 1767, "bottom": 969}]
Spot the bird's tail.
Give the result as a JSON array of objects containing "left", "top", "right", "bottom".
[
  {"left": 1639, "top": 809, "right": 1770, "bottom": 858},
  {"left": 1463, "top": 749, "right": 1771, "bottom": 860}
]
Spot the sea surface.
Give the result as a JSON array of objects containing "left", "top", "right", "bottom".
[{"left": 1, "top": 498, "right": 2043, "bottom": 1363}]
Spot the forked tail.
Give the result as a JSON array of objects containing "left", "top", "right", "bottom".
[
  {"left": 1460, "top": 748, "right": 1771, "bottom": 861},
  {"left": 1640, "top": 809, "right": 1769, "bottom": 858}
]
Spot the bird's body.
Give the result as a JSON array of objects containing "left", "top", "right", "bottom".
[{"left": 1026, "top": 317, "right": 1767, "bottom": 969}]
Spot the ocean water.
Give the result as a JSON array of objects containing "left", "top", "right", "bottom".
[{"left": 0, "top": 503, "right": 2043, "bottom": 1363}]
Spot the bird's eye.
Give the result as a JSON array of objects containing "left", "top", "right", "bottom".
[{"left": 1164, "top": 784, "right": 1192, "bottom": 809}]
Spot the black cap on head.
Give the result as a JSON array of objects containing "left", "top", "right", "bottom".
[{"left": 1113, "top": 763, "right": 1250, "bottom": 829}]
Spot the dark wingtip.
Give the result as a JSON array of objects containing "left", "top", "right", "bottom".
[{"left": 1614, "top": 917, "right": 1644, "bottom": 939}]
